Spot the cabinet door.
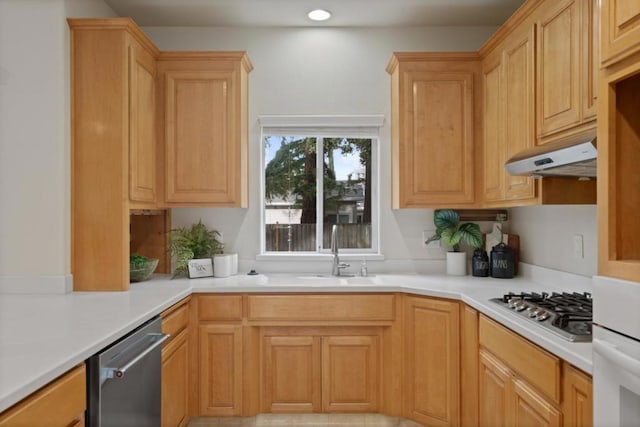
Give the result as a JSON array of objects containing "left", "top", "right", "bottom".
[
  {"left": 601, "top": 0, "right": 640, "bottom": 66},
  {"left": 503, "top": 26, "right": 537, "bottom": 200},
  {"left": 0, "top": 365, "right": 86, "bottom": 427},
  {"left": 322, "top": 336, "right": 379, "bottom": 413},
  {"left": 198, "top": 324, "right": 243, "bottom": 416},
  {"left": 162, "top": 329, "right": 189, "bottom": 427},
  {"left": 537, "top": 0, "right": 581, "bottom": 138},
  {"left": 262, "top": 336, "right": 321, "bottom": 413},
  {"left": 482, "top": 51, "right": 504, "bottom": 203},
  {"left": 164, "top": 69, "right": 239, "bottom": 205},
  {"left": 404, "top": 296, "right": 460, "bottom": 426},
  {"left": 129, "top": 42, "right": 157, "bottom": 204},
  {"left": 581, "top": 0, "right": 599, "bottom": 121},
  {"left": 460, "top": 305, "right": 479, "bottom": 427},
  {"left": 398, "top": 70, "right": 475, "bottom": 206},
  {"left": 513, "top": 379, "right": 561, "bottom": 427},
  {"left": 479, "top": 350, "right": 512, "bottom": 427},
  {"left": 562, "top": 365, "right": 593, "bottom": 427}
]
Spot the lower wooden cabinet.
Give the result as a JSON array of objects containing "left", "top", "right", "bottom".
[
  {"left": 262, "top": 335, "right": 322, "bottom": 413},
  {"left": 0, "top": 365, "right": 86, "bottom": 427},
  {"left": 404, "top": 296, "right": 460, "bottom": 426},
  {"left": 478, "top": 314, "right": 593, "bottom": 427},
  {"left": 161, "top": 297, "right": 191, "bottom": 427},
  {"left": 199, "top": 324, "right": 244, "bottom": 416},
  {"left": 479, "top": 350, "right": 512, "bottom": 427},
  {"left": 162, "top": 329, "right": 189, "bottom": 427},
  {"left": 562, "top": 364, "right": 593, "bottom": 427},
  {"left": 322, "top": 335, "right": 379, "bottom": 413},
  {"left": 261, "top": 331, "right": 380, "bottom": 413},
  {"left": 513, "top": 379, "right": 562, "bottom": 427}
]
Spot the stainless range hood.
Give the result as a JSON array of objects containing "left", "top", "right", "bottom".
[{"left": 504, "top": 130, "right": 597, "bottom": 178}]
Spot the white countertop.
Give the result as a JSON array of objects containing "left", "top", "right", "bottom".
[{"left": 0, "top": 266, "right": 593, "bottom": 413}]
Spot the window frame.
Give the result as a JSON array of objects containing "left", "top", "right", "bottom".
[{"left": 258, "top": 115, "right": 384, "bottom": 258}]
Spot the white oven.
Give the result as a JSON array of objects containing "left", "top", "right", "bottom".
[{"left": 593, "top": 276, "right": 640, "bottom": 427}]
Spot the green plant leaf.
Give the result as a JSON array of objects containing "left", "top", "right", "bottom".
[
  {"left": 433, "top": 209, "right": 460, "bottom": 230},
  {"left": 440, "top": 228, "right": 462, "bottom": 248},
  {"left": 169, "top": 219, "right": 224, "bottom": 277},
  {"left": 458, "top": 222, "right": 483, "bottom": 249}
]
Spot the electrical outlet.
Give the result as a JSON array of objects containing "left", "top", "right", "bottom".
[
  {"left": 573, "top": 234, "right": 584, "bottom": 259},
  {"left": 422, "top": 230, "right": 440, "bottom": 248}
]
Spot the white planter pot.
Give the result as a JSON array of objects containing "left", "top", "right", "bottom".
[{"left": 446, "top": 252, "right": 467, "bottom": 276}]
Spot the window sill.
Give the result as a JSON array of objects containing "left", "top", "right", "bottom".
[{"left": 256, "top": 253, "right": 385, "bottom": 262}]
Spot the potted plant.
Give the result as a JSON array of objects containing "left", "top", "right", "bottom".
[
  {"left": 426, "top": 209, "right": 482, "bottom": 275},
  {"left": 169, "top": 220, "right": 224, "bottom": 277}
]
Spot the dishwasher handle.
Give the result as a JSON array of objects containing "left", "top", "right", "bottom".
[{"left": 103, "top": 333, "right": 169, "bottom": 380}]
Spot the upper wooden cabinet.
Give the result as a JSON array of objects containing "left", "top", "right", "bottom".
[
  {"left": 129, "top": 42, "right": 158, "bottom": 205},
  {"left": 69, "top": 18, "right": 161, "bottom": 290},
  {"left": 534, "top": 0, "right": 599, "bottom": 142},
  {"left": 387, "top": 53, "right": 480, "bottom": 209},
  {"left": 597, "top": 57, "right": 640, "bottom": 282},
  {"left": 478, "top": 0, "right": 598, "bottom": 207},
  {"left": 482, "top": 24, "right": 538, "bottom": 205},
  {"left": 158, "top": 52, "right": 252, "bottom": 207},
  {"left": 536, "top": 0, "right": 582, "bottom": 138},
  {"left": 600, "top": 0, "right": 640, "bottom": 67}
]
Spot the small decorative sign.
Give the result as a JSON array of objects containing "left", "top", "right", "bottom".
[{"left": 187, "top": 258, "right": 214, "bottom": 279}]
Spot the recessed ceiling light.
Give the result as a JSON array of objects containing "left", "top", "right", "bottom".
[{"left": 308, "top": 9, "right": 332, "bottom": 22}]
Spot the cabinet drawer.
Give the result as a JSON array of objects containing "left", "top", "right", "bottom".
[
  {"left": 479, "top": 315, "right": 561, "bottom": 403},
  {"left": 247, "top": 294, "right": 395, "bottom": 321},
  {"left": 198, "top": 295, "right": 243, "bottom": 321},
  {"left": 162, "top": 299, "right": 190, "bottom": 340},
  {"left": 0, "top": 365, "right": 86, "bottom": 427}
]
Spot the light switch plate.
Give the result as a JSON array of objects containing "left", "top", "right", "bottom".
[{"left": 573, "top": 234, "right": 584, "bottom": 259}]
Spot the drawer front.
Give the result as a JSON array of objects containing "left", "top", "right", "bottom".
[
  {"left": 198, "top": 295, "right": 243, "bottom": 321},
  {"left": 479, "top": 315, "right": 561, "bottom": 403},
  {"left": 0, "top": 365, "right": 86, "bottom": 426},
  {"left": 247, "top": 294, "right": 395, "bottom": 321},
  {"left": 162, "top": 300, "right": 190, "bottom": 339}
]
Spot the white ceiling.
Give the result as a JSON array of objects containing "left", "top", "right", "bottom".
[{"left": 103, "top": 0, "right": 526, "bottom": 27}]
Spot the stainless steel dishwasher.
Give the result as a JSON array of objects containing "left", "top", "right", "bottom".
[{"left": 86, "top": 316, "right": 168, "bottom": 427}]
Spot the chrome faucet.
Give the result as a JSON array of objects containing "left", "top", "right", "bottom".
[{"left": 331, "top": 224, "right": 350, "bottom": 276}]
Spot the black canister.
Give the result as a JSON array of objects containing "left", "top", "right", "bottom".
[
  {"left": 490, "top": 243, "right": 515, "bottom": 278},
  {"left": 472, "top": 249, "right": 489, "bottom": 277}
]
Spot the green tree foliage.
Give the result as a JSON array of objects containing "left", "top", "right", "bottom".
[{"left": 265, "top": 137, "right": 372, "bottom": 224}]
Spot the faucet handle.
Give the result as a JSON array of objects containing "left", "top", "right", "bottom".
[{"left": 338, "top": 262, "right": 350, "bottom": 269}]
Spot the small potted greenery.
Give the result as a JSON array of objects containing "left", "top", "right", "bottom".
[
  {"left": 426, "top": 209, "right": 483, "bottom": 275},
  {"left": 169, "top": 220, "right": 224, "bottom": 277}
]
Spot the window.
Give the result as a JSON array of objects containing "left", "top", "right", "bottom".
[{"left": 259, "top": 116, "right": 382, "bottom": 255}]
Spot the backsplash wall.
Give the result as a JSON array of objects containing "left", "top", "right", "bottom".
[{"left": 509, "top": 205, "right": 597, "bottom": 277}]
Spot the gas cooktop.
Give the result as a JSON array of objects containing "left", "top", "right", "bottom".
[{"left": 490, "top": 292, "right": 592, "bottom": 342}]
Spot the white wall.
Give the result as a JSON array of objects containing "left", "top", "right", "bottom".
[
  {"left": 0, "top": 0, "right": 115, "bottom": 284},
  {"left": 144, "top": 25, "right": 498, "bottom": 272},
  {"left": 509, "top": 205, "right": 597, "bottom": 277}
]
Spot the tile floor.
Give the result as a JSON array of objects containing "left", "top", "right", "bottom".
[{"left": 188, "top": 413, "right": 424, "bottom": 427}]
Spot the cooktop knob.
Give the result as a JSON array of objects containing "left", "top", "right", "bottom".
[
  {"left": 515, "top": 302, "right": 528, "bottom": 312},
  {"left": 535, "top": 311, "right": 550, "bottom": 321},
  {"left": 526, "top": 306, "right": 539, "bottom": 317}
]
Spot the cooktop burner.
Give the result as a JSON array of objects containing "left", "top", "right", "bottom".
[{"left": 490, "top": 292, "right": 592, "bottom": 342}]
